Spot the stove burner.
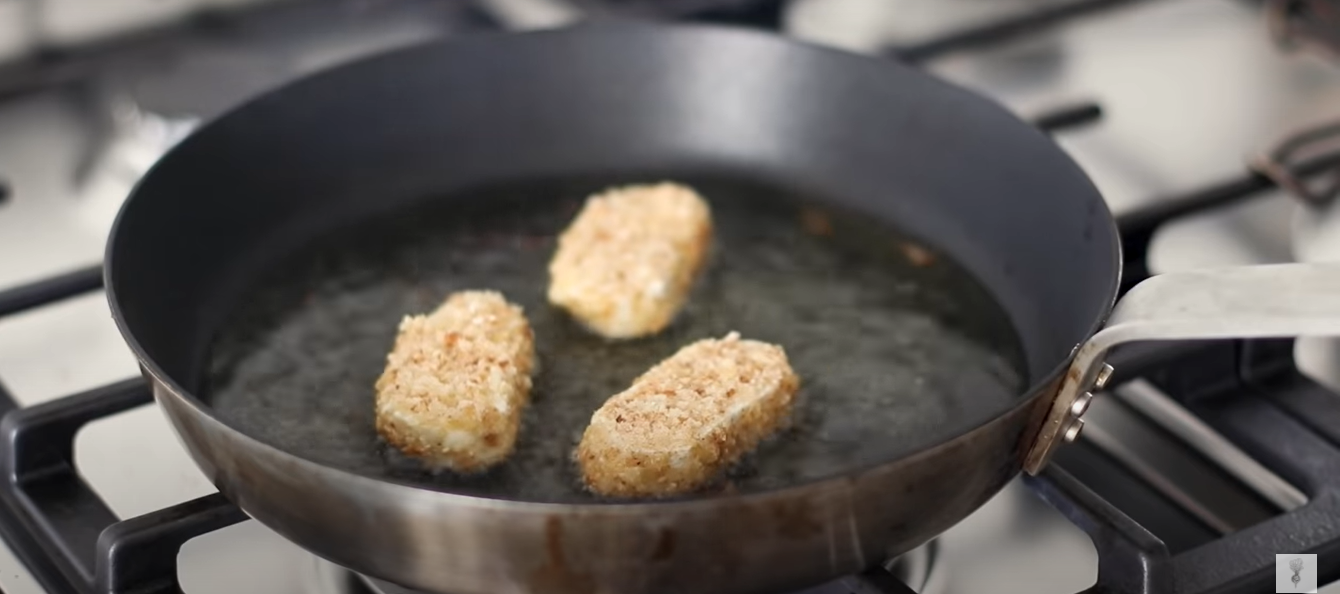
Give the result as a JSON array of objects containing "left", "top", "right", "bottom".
[
  {"left": 1250, "top": 119, "right": 1340, "bottom": 206},
  {"left": 301, "top": 541, "right": 947, "bottom": 594},
  {"left": 1267, "top": 0, "right": 1340, "bottom": 62}
]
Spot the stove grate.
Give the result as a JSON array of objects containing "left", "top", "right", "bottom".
[{"left": 3, "top": 2, "right": 1340, "bottom": 593}]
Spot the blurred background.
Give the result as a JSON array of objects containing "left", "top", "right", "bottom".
[
  {"left": 3, "top": 1, "right": 1340, "bottom": 593},
  {"left": 2, "top": 0, "right": 1335, "bottom": 299}
]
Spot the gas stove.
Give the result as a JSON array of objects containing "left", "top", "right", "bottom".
[
  {"left": 310, "top": 543, "right": 946, "bottom": 594},
  {"left": 1, "top": 0, "right": 1340, "bottom": 593}
]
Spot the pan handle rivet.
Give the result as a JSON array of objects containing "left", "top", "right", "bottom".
[
  {"left": 1063, "top": 418, "right": 1085, "bottom": 443},
  {"left": 1093, "top": 364, "right": 1115, "bottom": 390},
  {"left": 1070, "top": 392, "right": 1094, "bottom": 417}
]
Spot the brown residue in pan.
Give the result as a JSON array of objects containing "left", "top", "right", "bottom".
[
  {"left": 520, "top": 234, "right": 550, "bottom": 251},
  {"left": 529, "top": 516, "right": 596, "bottom": 594},
  {"left": 650, "top": 528, "right": 676, "bottom": 561},
  {"left": 770, "top": 498, "right": 822, "bottom": 539},
  {"left": 900, "top": 242, "right": 936, "bottom": 267},
  {"left": 799, "top": 207, "right": 834, "bottom": 237}
]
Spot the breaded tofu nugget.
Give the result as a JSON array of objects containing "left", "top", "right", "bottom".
[
  {"left": 374, "top": 290, "right": 535, "bottom": 473},
  {"left": 576, "top": 332, "right": 799, "bottom": 498},
  {"left": 547, "top": 182, "right": 713, "bottom": 339}
]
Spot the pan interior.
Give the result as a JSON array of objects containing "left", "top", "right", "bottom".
[{"left": 204, "top": 175, "right": 1025, "bottom": 503}]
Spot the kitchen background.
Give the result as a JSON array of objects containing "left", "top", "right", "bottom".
[{"left": 2, "top": 0, "right": 1340, "bottom": 593}]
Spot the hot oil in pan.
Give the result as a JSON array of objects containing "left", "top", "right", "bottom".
[{"left": 205, "top": 177, "right": 1025, "bottom": 503}]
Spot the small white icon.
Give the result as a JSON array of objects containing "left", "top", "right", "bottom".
[{"left": 1277, "top": 554, "right": 1318, "bottom": 593}]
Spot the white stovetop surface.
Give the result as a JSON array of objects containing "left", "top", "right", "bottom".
[{"left": 1, "top": 1, "right": 1339, "bottom": 593}]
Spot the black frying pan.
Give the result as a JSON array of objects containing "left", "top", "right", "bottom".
[{"left": 106, "top": 22, "right": 1130, "bottom": 594}]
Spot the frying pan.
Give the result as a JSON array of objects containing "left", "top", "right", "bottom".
[{"left": 104, "top": 22, "right": 1340, "bottom": 594}]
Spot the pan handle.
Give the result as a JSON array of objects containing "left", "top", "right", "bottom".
[{"left": 1023, "top": 261, "right": 1340, "bottom": 474}]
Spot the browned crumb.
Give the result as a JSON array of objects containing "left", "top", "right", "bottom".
[
  {"left": 374, "top": 290, "right": 535, "bottom": 473},
  {"left": 547, "top": 182, "right": 713, "bottom": 339},
  {"left": 575, "top": 332, "right": 800, "bottom": 498}
]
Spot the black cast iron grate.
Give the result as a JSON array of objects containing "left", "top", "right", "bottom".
[{"left": 1, "top": 1, "right": 1339, "bottom": 593}]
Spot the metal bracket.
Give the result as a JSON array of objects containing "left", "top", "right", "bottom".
[
  {"left": 1249, "top": 120, "right": 1340, "bottom": 207},
  {"left": 1024, "top": 262, "right": 1340, "bottom": 475},
  {"left": 1024, "top": 347, "right": 1111, "bottom": 475},
  {"left": 1266, "top": 0, "right": 1340, "bottom": 62}
]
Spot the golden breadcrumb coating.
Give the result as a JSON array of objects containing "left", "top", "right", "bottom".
[
  {"left": 547, "top": 182, "right": 713, "bottom": 339},
  {"left": 374, "top": 290, "right": 535, "bottom": 473},
  {"left": 576, "top": 332, "right": 799, "bottom": 498}
]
